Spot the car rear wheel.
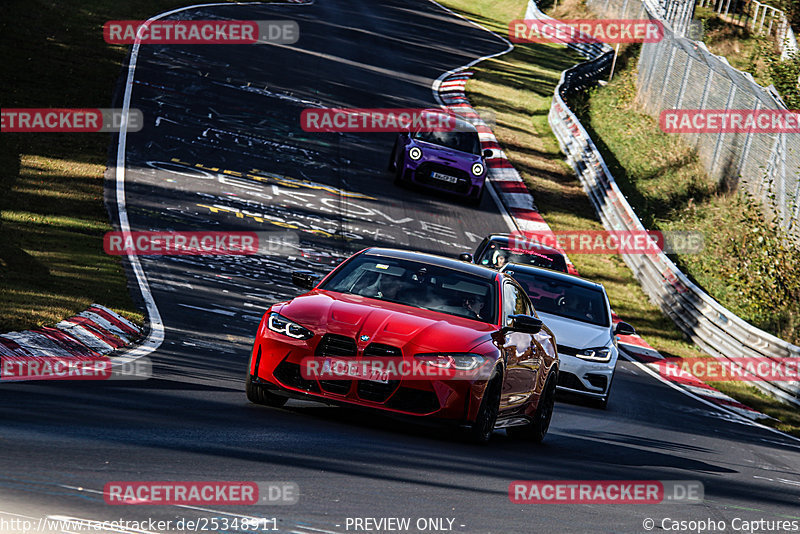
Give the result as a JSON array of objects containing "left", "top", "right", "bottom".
[
  {"left": 466, "top": 372, "right": 502, "bottom": 444},
  {"left": 246, "top": 373, "right": 288, "bottom": 407},
  {"left": 508, "top": 372, "right": 556, "bottom": 443}
]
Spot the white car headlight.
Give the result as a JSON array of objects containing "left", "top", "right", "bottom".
[
  {"left": 471, "top": 163, "right": 485, "bottom": 176},
  {"left": 576, "top": 347, "right": 612, "bottom": 362},
  {"left": 409, "top": 146, "right": 423, "bottom": 161},
  {"left": 267, "top": 312, "right": 314, "bottom": 340}
]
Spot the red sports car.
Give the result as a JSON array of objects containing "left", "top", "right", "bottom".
[{"left": 246, "top": 248, "right": 559, "bottom": 443}]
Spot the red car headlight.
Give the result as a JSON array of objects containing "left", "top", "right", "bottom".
[
  {"left": 267, "top": 312, "right": 314, "bottom": 340},
  {"left": 414, "top": 353, "right": 489, "bottom": 371}
]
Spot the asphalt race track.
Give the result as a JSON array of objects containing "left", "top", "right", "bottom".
[{"left": 1, "top": 1, "right": 799, "bottom": 533}]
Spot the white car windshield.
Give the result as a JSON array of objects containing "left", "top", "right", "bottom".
[{"left": 506, "top": 269, "right": 609, "bottom": 327}]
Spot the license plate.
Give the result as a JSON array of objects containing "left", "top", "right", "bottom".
[
  {"left": 322, "top": 358, "right": 390, "bottom": 384},
  {"left": 431, "top": 171, "right": 458, "bottom": 184}
]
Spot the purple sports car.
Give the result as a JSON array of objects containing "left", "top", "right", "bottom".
[{"left": 388, "top": 116, "right": 492, "bottom": 205}]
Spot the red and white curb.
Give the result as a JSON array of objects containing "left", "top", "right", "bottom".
[
  {"left": 437, "top": 71, "right": 580, "bottom": 275},
  {"left": 433, "top": 60, "right": 766, "bottom": 422},
  {"left": 0, "top": 304, "right": 142, "bottom": 368}
]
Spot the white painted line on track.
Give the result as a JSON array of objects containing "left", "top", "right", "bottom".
[
  {"left": 298, "top": 526, "right": 347, "bottom": 534},
  {"left": 177, "top": 303, "right": 237, "bottom": 316},
  {"left": 618, "top": 353, "right": 800, "bottom": 444},
  {"left": 112, "top": 1, "right": 311, "bottom": 366}
]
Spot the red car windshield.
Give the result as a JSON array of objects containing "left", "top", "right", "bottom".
[
  {"left": 319, "top": 255, "right": 497, "bottom": 323},
  {"left": 413, "top": 130, "right": 481, "bottom": 155}
]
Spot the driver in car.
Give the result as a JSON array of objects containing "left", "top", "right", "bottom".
[
  {"left": 463, "top": 293, "right": 486, "bottom": 320},
  {"left": 562, "top": 293, "right": 594, "bottom": 322},
  {"left": 367, "top": 273, "right": 408, "bottom": 301}
]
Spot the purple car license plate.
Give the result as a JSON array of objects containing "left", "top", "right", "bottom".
[{"left": 431, "top": 171, "right": 458, "bottom": 184}]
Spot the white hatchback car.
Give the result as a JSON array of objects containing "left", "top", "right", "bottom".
[{"left": 500, "top": 264, "right": 635, "bottom": 408}]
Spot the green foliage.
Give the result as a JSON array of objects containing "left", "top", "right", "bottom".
[
  {"left": 716, "top": 188, "right": 800, "bottom": 340},
  {"left": 767, "top": 50, "right": 800, "bottom": 109},
  {"left": 777, "top": 0, "right": 800, "bottom": 30}
]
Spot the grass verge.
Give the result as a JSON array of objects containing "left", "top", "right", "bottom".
[
  {"left": 436, "top": 0, "right": 800, "bottom": 436},
  {"left": 1, "top": 0, "right": 234, "bottom": 333}
]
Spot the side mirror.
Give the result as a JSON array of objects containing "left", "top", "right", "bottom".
[
  {"left": 614, "top": 321, "right": 636, "bottom": 336},
  {"left": 482, "top": 148, "right": 493, "bottom": 159},
  {"left": 292, "top": 270, "right": 319, "bottom": 290},
  {"left": 507, "top": 314, "right": 543, "bottom": 334},
  {"left": 458, "top": 252, "right": 474, "bottom": 262}
]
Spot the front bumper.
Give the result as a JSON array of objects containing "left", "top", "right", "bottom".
[
  {"left": 401, "top": 161, "right": 485, "bottom": 198},
  {"left": 556, "top": 353, "right": 616, "bottom": 398},
  {"left": 250, "top": 334, "right": 487, "bottom": 421}
]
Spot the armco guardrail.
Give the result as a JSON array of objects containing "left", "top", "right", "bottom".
[{"left": 524, "top": 0, "right": 800, "bottom": 406}]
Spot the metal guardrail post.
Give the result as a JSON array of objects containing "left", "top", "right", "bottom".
[{"left": 709, "top": 83, "right": 737, "bottom": 178}]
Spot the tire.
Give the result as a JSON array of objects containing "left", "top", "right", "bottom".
[
  {"left": 592, "top": 372, "right": 614, "bottom": 410},
  {"left": 393, "top": 155, "right": 406, "bottom": 186},
  {"left": 466, "top": 373, "right": 502, "bottom": 444},
  {"left": 468, "top": 186, "right": 484, "bottom": 207},
  {"left": 508, "top": 372, "right": 556, "bottom": 443},
  {"left": 388, "top": 139, "right": 399, "bottom": 172},
  {"left": 246, "top": 372, "right": 288, "bottom": 407}
]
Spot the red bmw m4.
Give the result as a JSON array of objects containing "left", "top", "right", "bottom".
[{"left": 246, "top": 248, "right": 559, "bottom": 443}]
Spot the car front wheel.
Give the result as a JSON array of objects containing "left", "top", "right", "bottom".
[
  {"left": 388, "top": 139, "right": 399, "bottom": 172},
  {"left": 468, "top": 186, "right": 484, "bottom": 207},
  {"left": 466, "top": 372, "right": 502, "bottom": 444},
  {"left": 246, "top": 368, "right": 288, "bottom": 407},
  {"left": 592, "top": 372, "right": 614, "bottom": 410}
]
